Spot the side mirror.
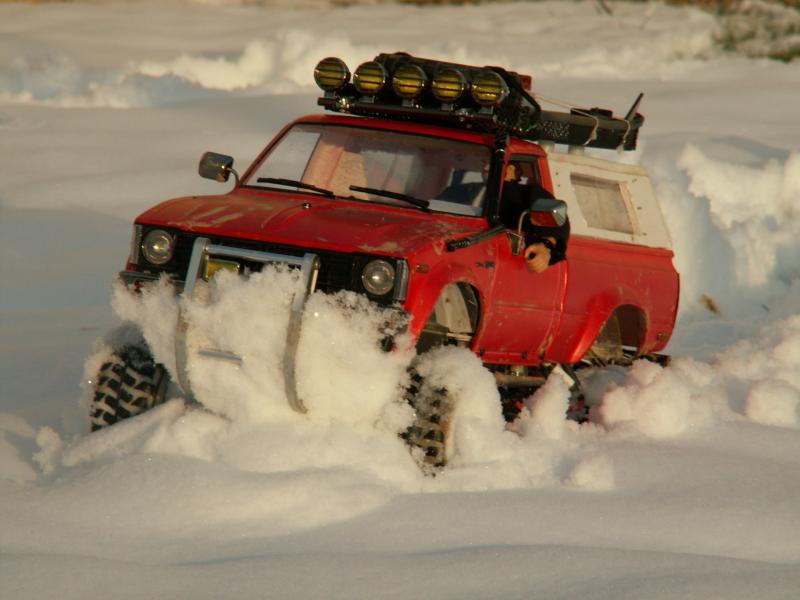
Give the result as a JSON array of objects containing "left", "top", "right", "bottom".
[
  {"left": 199, "top": 152, "right": 238, "bottom": 185},
  {"left": 510, "top": 198, "right": 568, "bottom": 256},
  {"left": 529, "top": 197, "right": 568, "bottom": 228}
]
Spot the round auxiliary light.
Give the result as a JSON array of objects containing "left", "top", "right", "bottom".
[
  {"left": 313, "top": 57, "right": 350, "bottom": 92},
  {"left": 471, "top": 70, "right": 509, "bottom": 107},
  {"left": 392, "top": 64, "right": 427, "bottom": 100},
  {"left": 353, "top": 61, "right": 388, "bottom": 95},
  {"left": 141, "top": 229, "right": 174, "bottom": 266},
  {"left": 362, "top": 259, "right": 395, "bottom": 296},
  {"left": 431, "top": 67, "right": 467, "bottom": 104}
]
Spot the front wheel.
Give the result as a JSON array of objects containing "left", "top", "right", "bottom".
[
  {"left": 90, "top": 344, "right": 169, "bottom": 431},
  {"left": 401, "top": 367, "right": 454, "bottom": 472}
]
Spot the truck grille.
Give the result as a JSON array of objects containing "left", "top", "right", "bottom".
[{"left": 142, "top": 230, "right": 355, "bottom": 294}]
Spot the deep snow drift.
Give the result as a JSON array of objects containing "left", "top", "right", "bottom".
[{"left": 2, "top": 1, "right": 800, "bottom": 598}]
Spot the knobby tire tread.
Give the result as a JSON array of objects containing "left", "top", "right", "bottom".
[
  {"left": 90, "top": 346, "right": 167, "bottom": 430},
  {"left": 402, "top": 368, "right": 452, "bottom": 473}
]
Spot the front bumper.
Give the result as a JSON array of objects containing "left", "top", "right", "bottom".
[{"left": 124, "top": 237, "right": 320, "bottom": 414}]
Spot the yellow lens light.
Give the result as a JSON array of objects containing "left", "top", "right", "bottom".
[
  {"left": 471, "top": 70, "right": 509, "bottom": 107},
  {"left": 203, "top": 257, "right": 241, "bottom": 281},
  {"left": 353, "top": 61, "right": 387, "bottom": 95},
  {"left": 314, "top": 57, "right": 350, "bottom": 92},
  {"left": 431, "top": 68, "right": 467, "bottom": 103},
  {"left": 392, "top": 64, "right": 427, "bottom": 100}
]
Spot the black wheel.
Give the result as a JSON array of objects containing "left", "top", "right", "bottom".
[
  {"left": 401, "top": 367, "right": 453, "bottom": 473},
  {"left": 90, "top": 344, "right": 169, "bottom": 431},
  {"left": 402, "top": 285, "right": 477, "bottom": 472}
]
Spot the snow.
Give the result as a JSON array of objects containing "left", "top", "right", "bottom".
[{"left": 2, "top": 1, "right": 800, "bottom": 598}]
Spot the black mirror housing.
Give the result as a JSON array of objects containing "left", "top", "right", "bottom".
[{"left": 199, "top": 152, "right": 234, "bottom": 183}]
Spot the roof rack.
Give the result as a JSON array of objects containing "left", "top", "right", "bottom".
[{"left": 313, "top": 52, "right": 644, "bottom": 152}]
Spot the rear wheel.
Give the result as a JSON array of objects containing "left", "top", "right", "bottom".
[
  {"left": 90, "top": 344, "right": 169, "bottom": 431},
  {"left": 587, "top": 312, "right": 624, "bottom": 364}
]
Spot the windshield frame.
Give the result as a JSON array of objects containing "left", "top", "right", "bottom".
[{"left": 241, "top": 120, "right": 492, "bottom": 218}]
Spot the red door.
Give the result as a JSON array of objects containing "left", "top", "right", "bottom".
[{"left": 476, "top": 231, "right": 566, "bottom": 364}]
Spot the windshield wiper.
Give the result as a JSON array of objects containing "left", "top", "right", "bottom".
[
  {"left": 256, "top": 177, "right": 334, "bottom": 197},
  {"left": 349, "top": 185, "right": 430, "bottom": 210}
]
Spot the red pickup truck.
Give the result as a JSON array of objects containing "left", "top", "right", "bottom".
[{"left": 91, "top": 53, "right": 679, "bottom": 468}]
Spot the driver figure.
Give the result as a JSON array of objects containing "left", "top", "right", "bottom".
[{"left": 500, "top": 162, "right": 570, "bottom": 273}]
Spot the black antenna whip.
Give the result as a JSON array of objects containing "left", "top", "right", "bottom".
[{"left": 624, "top": 92, "right": 644, "bottom": 121}]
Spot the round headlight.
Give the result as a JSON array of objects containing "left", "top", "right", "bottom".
[
  {"left": 471, "top": 70, "right": 509, "bottom": 107},
  {"left": 432, "top": 67, "right": 467, "bottom": 104},
  {"left": 354, "top": 61, "right": 387, "bottom": 95},
  {"left": 141, "top": 229, "right": 174, "bottom": 266},
  {"left": 392, "top": 64, "right": 427, "bottom": 100},
  {"left": 314, "top": 57, "right": 350, "bottom": 92},
  {"left": 362, "top": 259, "right": 395, "bottom": 296}
]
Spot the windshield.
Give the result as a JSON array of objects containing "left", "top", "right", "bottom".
[{"left": 244, "top": 123, "right": 491, "bottom": 216}]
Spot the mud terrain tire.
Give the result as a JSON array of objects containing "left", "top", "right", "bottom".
[
  {"left": 90, "top": 345, "right": 169, "bottom": 431},
  {"left": 402, "top": 368, "right": 453, "bottom": 472}
]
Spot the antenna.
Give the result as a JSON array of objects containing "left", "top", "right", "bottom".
[{"left": 624, "top": 92, "right": 644, "bottom": 121}]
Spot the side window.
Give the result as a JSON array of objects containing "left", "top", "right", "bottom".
[
  {"left": 511, "top": 160, "right": 539, "bottom": 186},
  {"left": 570, "top": 174, "right": 638, "bottom": 234},
  {"left": 499, "top": 157, "right": 542, "bottom": 229}
]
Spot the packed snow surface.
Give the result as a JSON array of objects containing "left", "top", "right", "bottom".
[{"left": 2, "top": 1, "right": 800, "bottom": 598}]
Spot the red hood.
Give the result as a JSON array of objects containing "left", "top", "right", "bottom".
[{"left": 136, "top": 189, "right": 484, "bottom": 256}]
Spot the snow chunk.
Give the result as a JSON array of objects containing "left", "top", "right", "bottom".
[
  {"left": 414, "top": 347, "right": 510, "bottom": 467},
  {"left": 0, "top": 413, "right": 38, "bottom": 483},
  {"left": 135, "top": 32, "right": 362, "bottom": 94},
  {"left": 745, "top": 380, "right": 800, "bottom": 428},
  {"left": 598, "top": 359, "right": 719, "bottom": 438},
  {"left": 0, "top": 31, "right": 367, "bottom": 108},
  {"left": 678, "top": 144, "right": 800, "bottom": 289},
  {"left": 297, "top": 291, "right": 413, "bottom": 428},
  {"left": 713, "top": 314, "right": 800, "bottom": 428},
  {"left": 567, "top": 453, "right": 615, "bottom": 492},
  {"left": 520, "top": 369, "right": 575, "bottom": 441},
  {"left": 714, "top": 314, "right": 800, "bottom": 389},
  {"left": 592, "top": 315, "right": 800, "bottom": 435},
  {"left": 112, "top": 277, "right": 180, "bottom": 377}
]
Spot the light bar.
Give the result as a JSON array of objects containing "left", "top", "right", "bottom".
[
  {"left": 471, "top": 70, "right": 509, "bottom": 107},
  {"left": 431, "top": 67, "right": 467, "bottom": 104},
  {"left": 313, "top": 57, "right": 350, "bottom": 92},
  {"left": 314, "top": 53, "right": 643, "bottom": 151},
  {"left": 354, "top": 61, "right": 387, "bottom": 95},
  {"left": 392, "top": 63, "right": 427, "bottom": 100}
]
